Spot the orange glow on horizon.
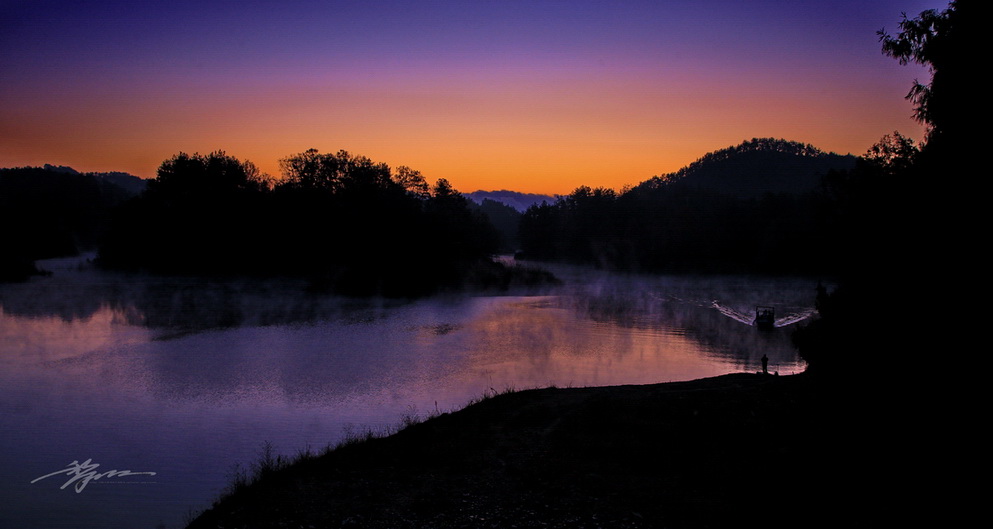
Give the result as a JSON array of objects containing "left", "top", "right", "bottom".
[
  {"left": 0, "top": 74, "right": 925, "bottom": 196},
  {"left": 1, "top": 3, "right": 933, "bottom": 196}
]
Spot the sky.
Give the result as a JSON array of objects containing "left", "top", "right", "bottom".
[{"left": 1, "top": 0, "right": 947, "bottom": 194}]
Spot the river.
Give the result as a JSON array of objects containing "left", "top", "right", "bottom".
[{"left": 0, "top": 255, "right": 820, "bottom": 529}]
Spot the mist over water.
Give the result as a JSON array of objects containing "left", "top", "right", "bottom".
[{"left": 1, "top": 256, "right": 818, "bottom": 529}]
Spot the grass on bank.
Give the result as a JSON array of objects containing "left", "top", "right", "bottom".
[
  {"left": 183, "top": 372, "right": 887, "bottom": 529},
  {"left": 212, "top": 385, "right": 528, "bottom": 505}
]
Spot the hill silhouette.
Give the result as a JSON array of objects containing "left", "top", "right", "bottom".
[
  {"left": 518, "top": 138, "right": 855, "bottom": 274},
  {"left": 41, "top": 164, "right": 148, "bottom": 195},
  {"left": 636, "top": 138, "right": 856, "bottom": 198},
  {"left": 465, "top": 190, "right": 557, "bottom": 212},
  {"left": 0, "top": 165, "right": 146, "bottom": 281},
  {"left": 469, "top": 198, "right": 523, "bottom": 252}
]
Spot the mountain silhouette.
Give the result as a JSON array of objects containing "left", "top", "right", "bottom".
[
  {"left": 1, "top": 165, "right": 147, "bottom": 279},
  {"left": 466, "top": 190, "right": 557, "bottom": 212},
  {"left": 517, "top": 138, "right": 858, "bottom": 274},
  {"left": 40, "top": 164, "right": 148, "bottom": 196},
  {"left": 636, "top": 138, "right": 856, "bottom": 198}
]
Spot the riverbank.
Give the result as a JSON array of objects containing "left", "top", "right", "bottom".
[{"left": 184, "top": 371, "right": 888, "bottom": 528}]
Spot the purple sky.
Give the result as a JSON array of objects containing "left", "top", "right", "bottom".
[{"left": 1, "top": 0, "right": 945, "bottom": 193}]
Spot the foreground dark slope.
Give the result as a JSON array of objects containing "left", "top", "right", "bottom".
[{"left": 186, "top": 373, "right": 873, "bottom": 529}]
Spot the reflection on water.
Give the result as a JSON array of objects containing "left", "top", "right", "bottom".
[{"left": 0, "top": 256, "right": 818, "bottom": 529}]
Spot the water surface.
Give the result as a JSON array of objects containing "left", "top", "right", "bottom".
[{"left": 0, "top": 257, "right": 817, "bottom": 528}]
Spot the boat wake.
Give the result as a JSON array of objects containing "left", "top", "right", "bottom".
[
  {"left": 710, "top": 301, "right": 816, "bottom": 328},
  {"left": 773, "top": 309, "right": 816, "bottom": 328},
  {"left": 711, "top": 301, "right": 754, "bottom": 325}
]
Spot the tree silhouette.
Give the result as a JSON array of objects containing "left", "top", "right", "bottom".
[
  {"left": 879, "top": 0, "right": 978, "bottom": 153},
  {"left": 393, "top": 166, "right": 431, "bottom": 199},
  {"left": 1, "top": 165, "right": 141, "bottom": 280},
  {"left": 278, "top": 149, "right": 393, "bottom": 194},
  {"left": 860, "top": 131, "right": 919, "bottom": 175},
  {"left": 516, "top": 139, "right": 852, "bottom": 274},
  {"left": 149, "top": 151, "right": 269, "bottom": 199},
  {"left": 98, "top": 149, "right": 508, "bottom": 296},
  {"left": 795, "top": 1, "right": 976, "bottom": 378},
  {"left": 98, "top": 151, "right": 271, "bottom": 275},
  {"left": 471, "top": 198, "right": 522, "bottom": 252},
  {"left": 791, "top": 10, "right": 975, "bottom": 519}
]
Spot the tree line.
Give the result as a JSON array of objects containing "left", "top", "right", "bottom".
[
  {"left": 792, "top": 0, "right": 976, "bottom": 379},
  {"left": 96, "top": 149, "right": 515, "bottom": 296},
  {"left": 0, "top": 166, "right": 142, "bottom": 281},
  {"left": 517, "top": 138, "right": 856, "bottom": 275}
]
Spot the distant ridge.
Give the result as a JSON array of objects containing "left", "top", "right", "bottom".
[
  {"left": 465, "top": 190, "right": 557, "bottom": 212},
  {"left": 0, "top": 164, "right": 148, "bottom": 265},
  {"left": 91, "top": 171, "right": 147, "bottom": 196},
  {"left": 41, "top": 164, "right": 148, "bottom": 196},
  {"left": 636, "top": 138, "right": 857, "bottom": 198}
]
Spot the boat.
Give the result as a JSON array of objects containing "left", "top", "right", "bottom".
[{"left": 754, "top": 306, "right": 775, "bottom": 330}]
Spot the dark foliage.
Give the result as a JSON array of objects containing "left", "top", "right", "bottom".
[
  {"left": 186, "top": 374, "right": 860, "bottom": 529},
  {"left": 637, "top": 137, "right": 856, "bottom": 198},
  {"left": 879, "top": 0, "right": 980, "bottom": 154},
  {"left": 0, "top": 165, "right": 141, "bottom": 281},
  {"left": 518, "top": 138, "right": 855, "bottom": 274},
  {"left": 97, "top": 151, "right": 273, "bottom": 277},
  {"left": 465, "top": 190, "right": 558, "bottom": 212},
  {"left": 97, "top": 150, "right": 507, "bottom": 297},
  {"left": 794, "top": 1, "right": 976, "bottom": 382},
  {"left": 470, "top": 198, "right": 522, "bottom": 252},
  {"left": 0, "top": 255, "right": 49, "bottom": 283}
]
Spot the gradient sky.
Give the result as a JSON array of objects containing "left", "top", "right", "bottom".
[{"left": 1, "top": 0, "right": 945, "bottom": 194}]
